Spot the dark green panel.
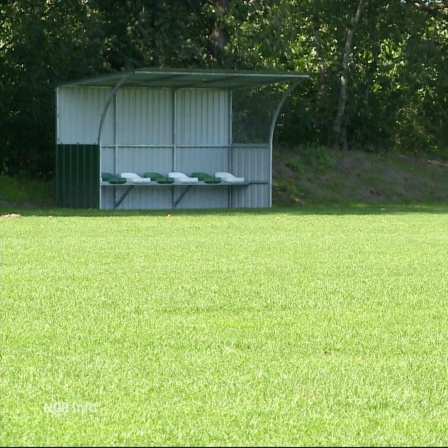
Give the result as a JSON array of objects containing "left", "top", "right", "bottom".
[{"left": 55, "top": 144, "right": 100, "bottom": 208}]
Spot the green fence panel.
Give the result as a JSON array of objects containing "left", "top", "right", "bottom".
[{"left": 55, "top": 144, "right": 100, "bottom": 208}]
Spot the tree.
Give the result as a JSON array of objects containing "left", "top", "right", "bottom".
[
  {"left": 1, "top": 0, "right": 447, "bottom": 179},
  {"left": 332, "top": 0, "right": 366, "bottom": 150},
  {"left": 0, "top": 0, "right": 104, "bottom": 178}
]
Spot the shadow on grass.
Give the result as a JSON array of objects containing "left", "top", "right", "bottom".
[{"left": 1, "top": 202, "right": 448, "bottom": 218}]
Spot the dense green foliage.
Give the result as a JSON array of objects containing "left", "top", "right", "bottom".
[{"left": 1, "top": 0, "right": 447, "bottom": 178}]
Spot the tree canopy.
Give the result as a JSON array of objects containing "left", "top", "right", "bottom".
[{"left": 1, "top": 0, "right": 447, "bottom": 178}]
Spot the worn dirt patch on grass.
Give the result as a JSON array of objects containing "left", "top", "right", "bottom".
[{"left": 0, "top": 213, "right": 22, "bottom": 218}]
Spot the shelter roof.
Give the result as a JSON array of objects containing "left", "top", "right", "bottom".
[{"left": 59, "top": 68, "right": 309, "bottom": 90}]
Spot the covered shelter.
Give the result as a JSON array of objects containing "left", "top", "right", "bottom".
[{"left": 55, "top": 68, "right": 308, "bottom": 209}]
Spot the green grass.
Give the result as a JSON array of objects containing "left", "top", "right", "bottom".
[
  {"left": 2, "top": 206, "right": 448, "bottom": 446},
  {"left": 273, "top": 148, "right": 448, "bottom": 205},
  {"left": 0, "top": 174, "right": 53, "bottom": 206}
]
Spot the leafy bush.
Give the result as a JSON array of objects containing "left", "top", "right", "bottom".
[{"left": 300, "top": 145, "right": 335, "bottom": 171}]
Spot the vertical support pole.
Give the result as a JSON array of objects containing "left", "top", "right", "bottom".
[
  {"left": 55, "top": 87, "right": 60, "bottom": 205},
  {"left": 113, "top": 94, "right": 118, "bottom": 175},
  {"left": 268, "top": 82, "right": 300, "bottom": 207},
  {"left": 228, "top": 90, "right": 233, "bottom": 208},
  {"left": 97, "top": 73, "right": 131, "bottom": 145},
  {"left": 97, "top": 73, "right": 131, "bottom": 209},
  {"left": 172, "top": 89, "right": 177, "bottom": 171},
  {"left": 172, "top": 89, "right": 177, "bottom": 208}
]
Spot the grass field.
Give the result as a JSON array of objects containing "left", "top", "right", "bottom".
[{"left": 2, "top": 205, "right": 448, "bottom": 446}]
